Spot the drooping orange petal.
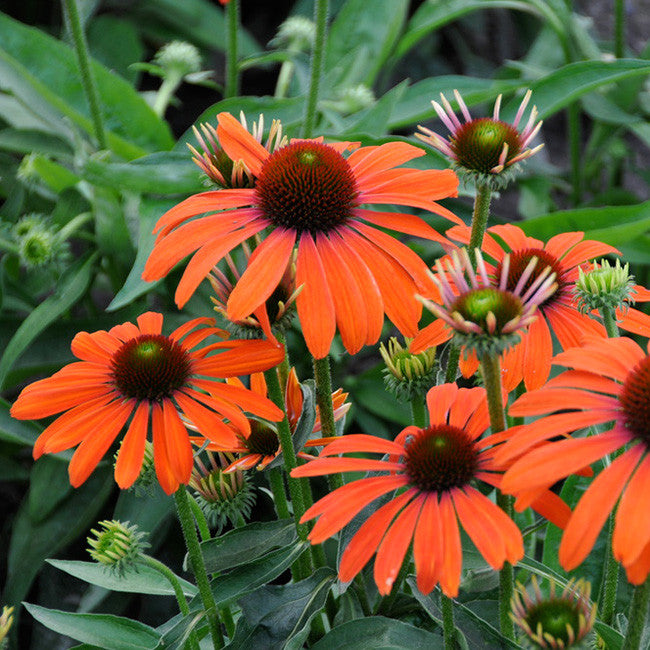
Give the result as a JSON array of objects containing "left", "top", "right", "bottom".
[
  {"left": 374, "top": 496, "right": 423, "bottom": 595},
  {"left": 338, "top": 490, "right": 414, "bottom": 583},
  {"left": 557, "top": 239, "right": 619, "bottom": 269},
  {"left": 181, "top": 387, "right": 250, "bottom": 435},
  {"left": 559, "top": 445, "right": 644, "bottom": 571},
  {"left": 356, "top": 209, "right": 451, "bottom": 247},
  {"left": 426, "top": 383, "right": 458, "bottom": 424},
  {"left": 67, "top": 399, "right": 134, "bottom": 487},
  {"left": 294, "top": 232, "right": 336, "bottom": 359},
  {"left": 319, "top": 433, "right": 405, "bottom": 458},
  {"left": 109, "top": 321, "right": 141, "bottom": 341},
  {"left": 114, "top": 402, "right": 150, "bottom": 489},
  {"left": 192, "top": 379, "right": 283, "bottom": 421},
  {"left": 175, "top": 220, "right": 269, "bottom": 308},
  {"left": 136, "top": 312, "right": 163, "bottom": 335},
  {"left": 410, "top": 319, "right": 452, "bottom": 354},
  {"left": 70, "top": 330, "right": 119, "bottom": 363},
  {"left": 170, "top": 317, "right": 217, "bottom": 344},
  {"left": 174, "top": 391, "right": 239, "bottom": 448},
  {"left": 227, "top": 227, "right": 296, "bottom": 320},
  {"left": 617, "top": 307, "right": 650, "bottom": 337},
  {"left": 528, "top": 490, "right": 571, "bottom": 530},
  {"left": 216, "top": 112, "right": 270, "bottom": 177},
  {"left": 499, "top": 337, "right": 525, "bottom": 392},
  {"left": 544, "top": 304, "right": 606, "bottom": 351},
  {"left": 490, "top": 223, "right": 539, "bottom": 252},
  {"left": 449, "top": 387, "right": 486, "bottom": 433},
  {"left": 544, "top": 369, "right": 621, "bottom": 395},
  {"left": 316, "top": 232, "right": 367, "bottom": 354},
  {"left": 625, "top": 540, "right": 650, "bottom": 585},
  {"left": 522, "top": 313, "right": 552, "bottom": 390},
  {"left": 613, "top": 453, "right": 650, "bottom": 566},
  {"left": 439, "top": 492, "right": 462, "bottom": 598},
  {"left": 509, "top": 387, "right": 618, "bottom": 416},
  {"left": 413, "top": 493, "right": 444, "bottom": 595},
  {"left": 348, "top": 141, "right": 424, "bottom": 179},
  {"left": 151, "top": 402, "right": 180, "bottom": 495},
  {"left": 446, "top": 224, "right": 504, "bottom": 261},
  {"left": 161, "top": 399, "right": 194, "bottom": 483},
  {"left": 292, "top": 457, "right": 404, "bottom": 477},
  {"left": 191, "top": 339, "right": 285, "bottom": 377}
]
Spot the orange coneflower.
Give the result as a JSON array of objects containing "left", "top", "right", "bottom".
[
  {"left": 499, "top": 335, "right": 650, "bottom": 584},
  {"left": 418, "top": 223, "right": 618, "bottom": 389},
  {"left": 292, "top": 383, "right": 569, "bottom": 597},
  {"left": 195, "top": 367, "right": 350, "bottom": 472},
  {"left": 10, "top": 312, "right": 284, "bottom": 494},
  {"left": 143, "top": 112, "right": 460, "bottom": 358}
]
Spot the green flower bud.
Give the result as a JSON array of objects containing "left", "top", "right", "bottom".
[
  {"left": 574, "top": 258, "right": 635, "bottom": 314},
  {"left": 87, "top": 521, "right": 148, "bottom": 576}
]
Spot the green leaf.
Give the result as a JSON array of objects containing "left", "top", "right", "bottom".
[
  {"left": 0, "top": 13, "right": 173, "bottom": 157},
  {"left": 266, "top": 380, "right": 316, "bottom": 471},
  {"left": 229, "top": 568, "right": 335, "bottom": 650},
  {"left": 395, "top": 0, "right": 543, "bottom": 61},
  {"left": 342, "top": 81, "right": 409, "bottom": 138},
  {"left": 0, "top": 252, "right": 97, "bottom": 389},
  {"left": 211, "top": 542, "right": 308, "bottom": 607},
  {"left": 92, "top": 188, "right": 135, "bottom": 270},
  {"left": 0, "top": 128, "right": 73, "bottom": 157},
  {"left": 107, "top": 197, "right": 179, "bottom": 311},
  {"left": 24, "top": 603, "right": 160, "bottom": 650},
  {"left": 47, "top": 560, "right": 197, "bottom": 597},
  {"left": 28, "top": 458, "right": 74, "bottom": 523},
  {"left": 519, "top": 200, "right": 650, "bottom": 246},
  {"left": 325, "top": 0, "right": 409, "bottom": 87},
  {"left": 201, "top": 519, "right": 297, "bottom": 574},
  {"left": 81, "top": 152, "right": 204, "bottom": 195},
  {"left": 594, "top": 621, "right": 624, "bottom": 650},
  {"left": 0, "top": 397, "right": 42, "bottom": 445},
  {"left": 310, "top": 616, "right": 442, "bottom": 649},
  {"left": 0, "top": 454, "right": 29, "bottom": 481}
]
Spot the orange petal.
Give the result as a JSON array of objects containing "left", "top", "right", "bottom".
[
  {"left": 114, "top": 402, "right": 150, "bottom": 489},
  {"left": 413, "top": 493, "right": 444, "bottom": 595},
  {"left": 192, "top": 378, "right": 282, "bottom": 421},
  {"left": 439, "top": 492, "right": 462, "bottom": 598},
  {"left": 410, "top": 320, "right": 451, "bottom": 354},
  {"left": 151, "top": 402, "right": 180, "bottom": 495},
  {"left": 174, "top": 391, "right": 239, "bottom": 448},
  {"left": 426, "top": 383, "right": 458, "bottom": 424},
  {"left": 161, "top": 399, "right": 194, "bottom": 484},
  {"left": 522, "top": 314, "right": 552, "bottom": 390},
  {"left": 216, "top": 112, "right": 269, "bottom": 177}
]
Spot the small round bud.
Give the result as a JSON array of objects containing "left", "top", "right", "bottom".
[
  {"left": 511, "top": 576, "right": 596, "bottom": 649},
  {"left": 0, "top": 606, "right": 14, "bottom": 649},
  {"left": 336, "top": 85, "right": 376, "bottom": 114},
  {"left": 275, "top": 16, "right": 316, "bottom": 51},
  {"left": 87, "top": 520, "right": 148, "bottom": 576},
  {"left": 379, "top": 337, "right": 437, "bottom": 402},
  {"left": 190, "top": 452, "right": 256, "bottom": 532},
  {"left": 154, "top": 41, "right": 201, "bottom": 77},
  {"left": 574, "top": 258, "right": 635, "bottom": 314}
]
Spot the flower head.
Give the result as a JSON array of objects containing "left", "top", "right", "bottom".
[
  {"left": 500, "top": 335, "right": 650, "bottom": 583},
  {"left": 512, "top": 577, "right": 596, "bottom": 649},
  {"left": 379, "top": 337, "right": 438, "bottom": 401},
  {"left": 417, "top": 247, "right": 557, "bottom": 358},
  {"left": 292, "top": 384, "right": 569, "bottom": 597},
  {"left": 421, "top": 224, "right": 619, "bottom": 389},
  {"left": 11, "top": 313, "right": 284, "bottom": 494},
  {"left": 196, "top": 368, "right": 349, "bottom": 472},
  {"left": 574, "top": 257, "right": 636, "bottom": 314},
  {"left": 417, "top": 90, "right": 543, "bottom": 187},
  {"left": 143, "top": 112, "right": 460, "bottom": 358},
  {"left": 154, "top": 41, "right": 201, "bottom": 78},
  {"left": 87, "top": 520, "right": 148, "bottom": 575}
]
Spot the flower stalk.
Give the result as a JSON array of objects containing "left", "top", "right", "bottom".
[
  {"left": 623, "top": 578, "right": 650, "bottom": 650},
  {"left": 302, "top": 0, "right": 329, "bottom": 137},
  {"left": 225, "top": 0, "right": 240, "bottom": 98}
]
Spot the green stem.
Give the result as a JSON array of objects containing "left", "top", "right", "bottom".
[
  {"left": 615, "top": 0, "right": 625, "bottom": 59},
  {"left": 274, "top": 44, "right": 300, "bottom": 99},
  {"left": 313, "top": 355, "right": 343, "bottom": 492},
  {"left": 598, "top": 303, "right": 620, "bottom": 624},
  {"left": 568, "top": 102, "right": 582, "bottom": 206},
  {"left": 62, "top": 0, "right": 107, "bottom": 148},
  {"left": 188, "top": 492, "right": 212, "bottom": 542},
  {"left": 479, "top": 353, "right": 514, "bottom": 640},
  {"left": 623, "top": 578, "right": 650, "bottom": 650},
  {"left": 441, "top": 592, "right": 456, "bottom": 650},
  {"left": 467, "top": 183, "right": 492, "bottom": 260},
  {"left": 264, "top": 367, "right": 312, "bottom": 579},
  {"left": 152, "top": 74, "right": 182, "bottom": 117},
  {"left": 302, "top": 0, "right": 329, "bottom": 137},
  {"left": 276, "top": 330, "right": 291, "bottom": 397},
  {"left": 174, "top": 487, "right": 224, "bottom": 649},
  {"left": 140, "top": 555, "right": 200, "bottom": 650},
  {"left": 268, "top": 466, "right": 291, "bottom": 520},
  {"left": 444, "top": 344, "right": 461, "bottom": 383},
  {"left": 410, "top": 394, "right": 426, "bottom": 428},
  {"left": 224, "top": 0, "right": 240, "bottom": 98}
]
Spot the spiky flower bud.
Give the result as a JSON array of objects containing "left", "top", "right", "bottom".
[
  {"left": 574, "top": 258, "right": 635, "bottom": 314},
  {"left": 0, "top": 606, "right": 14, "bottom": 649},
  {"left": 12, "top": 214, "right": 67, "bottom": 270},
  {"left": 154, "top": 41, "right": 201, "bottom": 78},
  {"left": 511, "top": 577, "right": 596, "bottom": 649},
  {"left": 190, "top": 452, "right": 256, "bottom": 532},
  {"left": 87, "top": 521, "right": 148, "bottom": 576},
  {"left": 275, "top": 16, "right": 316, "bottom": 51},
  {"left": 379, "top": 337, "right": 437, "bottom": 402}
]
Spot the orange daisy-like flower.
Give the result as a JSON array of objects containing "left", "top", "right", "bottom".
[
  {"left": 499, "top": 335, "right": 650, "bottom": 584},
  {"left": 415, "top": 224, "right": 618, "bottom": 389},
  {"left": 196, "top": 368, "right": 350, "bottom": 472},
  {"left": 10, "top": 312, "right": 284, "bottom": 494},
  {"left": 292, "top": 384, "right": 569, "bottom": 597},
  {"left": 142, "top": 112, "right": 460, "bottom": 358}
]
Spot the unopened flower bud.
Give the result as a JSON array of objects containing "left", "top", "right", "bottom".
[
  {"left": 574, "top": 258, "right": 635, "bottom": 314},
  {"left": 87, "top": 520, "right": 148, "bottom": 576}
]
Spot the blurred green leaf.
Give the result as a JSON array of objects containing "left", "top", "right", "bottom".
[
  {"left": 0, "top": 454, "right": 29, "bottom": 481},
  {"left": 0, "top": 252, "right": 97, "bottom": 389},
  {"left": 0, "top": 397, "right": 42, "bottom": 445},
  {"left": 82, "top": 152, "right": 204, "bottom": 195},
  {"left": 229, "top": 568, "right": 335, "bottom": 650},
  {"left": 28, "top": 457, "right": 74, "bottom": 523},
  {"left": 0, "top": 128, "right": 73, "bottom": 157},
  {"left": 24, "top": 603, "right": 160, "bottom": 650},
  {"left": 201, "top": 519, "right": 297, "bottom": 574},
  {"left": 0, "top": 13, "right": 173, "bottom": 158},
  {"left": 310, "top": 616, "right": 442, "bottom": 648},
  {"left": 47, "top": 560, "right": 197, "bottom": 597},
  {"left": 326, "top": 0, "right": 409, "bottom": 87},
  {"left": 342, "top": 80, "right": 408, "bottom": 138}
]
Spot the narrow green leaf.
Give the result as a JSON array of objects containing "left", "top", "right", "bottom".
[
  {"left": 47, "top": 560, "right": 198, "bottom": 597},
  {"left": 81, "top": 152, "right": 204, "bottom": 195},
  {"left": 343, "top": 80, "right": 409, "bottom": 137},
  {"left": 0, "top": 397, "right": 42, "bottom": 445},
  {"left": 24, "top": 603, "right": 160, "bottom": 650},
  {"left": 201, "top": 519, "right": 297, "bottom": 574},
  {"left": 0, "top": 252, "right": 97, "bottom": 389},
  {"left": 0, "top": 455, "right": 29, "bottom": 481},
  {"left": 593, "top": 621, "right": 624, "bottom": 649},
  {"left": 310, "top": 616, "right": 442, "bottom": 648},
  {"left": 0, "top": 128, "right": 73, "bottom": 157}
]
